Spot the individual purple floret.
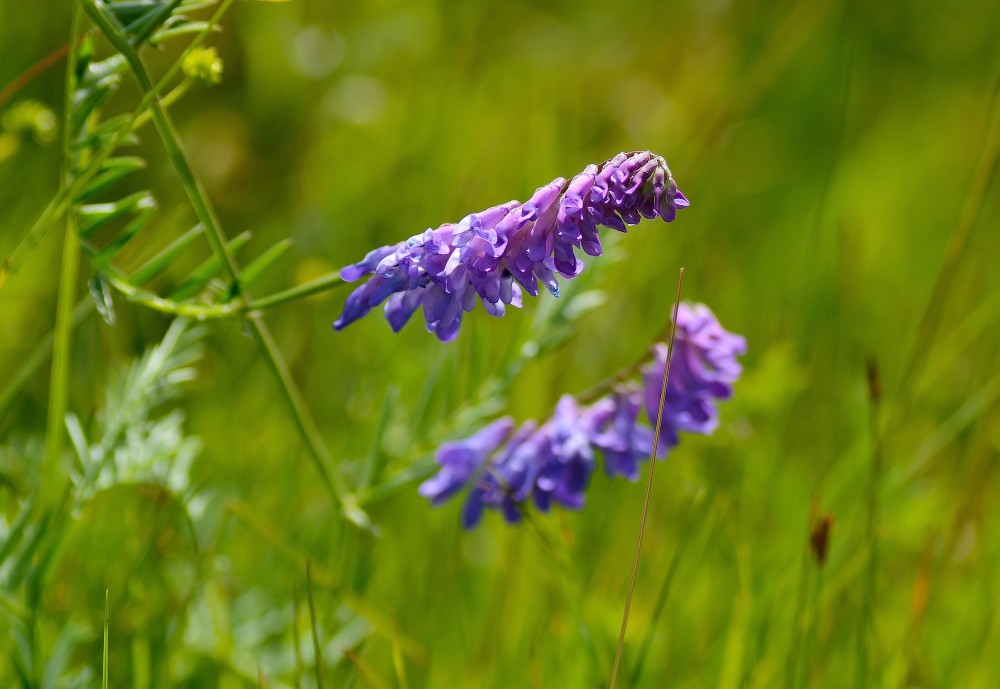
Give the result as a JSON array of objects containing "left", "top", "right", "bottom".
[
  {"left": 333, "top": 152, "right": 689, "bottom": 341},
  {"left": 419, "top": 302, "right": 745, "bottom": 528},
  {"left": 418, "top": 418, "right": 514, "bottom": 507}
]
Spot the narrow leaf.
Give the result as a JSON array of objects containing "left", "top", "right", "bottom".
[
  {"left": 150, "top": 20, "right": 216, "bottom": 46},
  {"left": 306, "top": 562, "right": 326, "bottom": 689},
  {"left": 42, "top": 623, "right": 86, "bottom": 689},
  {"left": 79, "top": 54, "right": 128, "bottom": 89},
  {"left": 71, "top": 80, "right": 119, "bottom": 134},
  {"left": 168, "top": 230, "right": 251, "bottom": 301},
  {"left": 130, "top": 224, "right": 203, "bottom": 284},
  {"left": 73, "top": 114, "right": 141, "bottom": 152},
  {"left": 94, "top": 204, "right": 158, "bottom": 264},
  {"left": 178, "top": 0, "right": 219, "bottom": 11},
  {"left": 74, "top": 156, "right": 147, "bottom": 202},
  {"left": 4, "top": 511, "right": 52, "bottom": 592},
  {"left": 78, "top": 190, "right": 157, "bottom": 237},
  {"left": 127, "top": 0, "right": 186, "bottom": 47},
  {"left": 64, "top": 412, "right": 91, "bottom": 466},
  {"left": 357, "top": 386, "right": 397, "bottom": 489},
  {"left": 104, "top": 2, "right": 167, "bottom": 26},
  {"left": 229, "top": 238, "right": 293, "bottom": 298},
  {"left": 88, "top": 273, "right": 117, "bottom": 325},
  {"left": 0, "top": 498, "right": 33, "bottom": 566}
]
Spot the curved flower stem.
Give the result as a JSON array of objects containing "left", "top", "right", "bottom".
[
  {"left": 99, "top": 269, "right": 347, "bottom": 320},
  {"left": 245, "top": 272, "right": 346, "bottom": 310},
  {"left": 608, "top": 266, "right": 685, "bottom": 689},
  {"left": 78, "top": 0, "right": 369, "bottom": 529}
]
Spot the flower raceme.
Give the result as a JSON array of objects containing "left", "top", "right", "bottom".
[
  {"left": 420, "top": 302, "right": 747, "bottom": 528},
  {"left": 333, "top": 152, "right": 689, "bottom": 341}
]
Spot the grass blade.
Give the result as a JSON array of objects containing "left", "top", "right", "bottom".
[
  {"left": 306, "top": 561, "right": 326, "bottom": 689},
  {"left": 103, "top": 589, "right": 110, "bottom": 689}
]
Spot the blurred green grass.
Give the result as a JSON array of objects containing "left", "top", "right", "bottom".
[{"left": 1, "top": 0, "right": 999, "bottom": 686}]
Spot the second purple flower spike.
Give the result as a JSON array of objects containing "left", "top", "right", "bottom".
[{"left": 333, "top": 151, "right": 689, "bottom": 341}]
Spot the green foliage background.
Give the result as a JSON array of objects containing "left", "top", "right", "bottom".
[{"left": 1, "top": 0, "right": 998, "bottom": 686}]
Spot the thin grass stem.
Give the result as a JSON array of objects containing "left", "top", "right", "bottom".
[
  {"left": 797, "top": 564, "right": 825, "bottom": 689},
  {"left": 896, "top": 81, "right": 1000, "bottom": 410},
  {"left": 245, "top": 272, "right": 346, "bottom": 310},
  {"left": 856, "top": 356, "right": 883, "bottom": 687},
  {"left": 785, "top": 528, "right": 811, "bottom": 689},
  {"left": 292, "top": 583, "right": 304, "bottom": 688},
  {"left": 0, "top": 42, "right": 73, "bottom": 109},
  {"left": 306, "top": 561, "right": 326, "bottom": 689},
  {"left": 102, "top": 589, "right": 109, "bottom": 689},
  {"left": 607, "top": 266, "right": 685, "bottom": 689}
]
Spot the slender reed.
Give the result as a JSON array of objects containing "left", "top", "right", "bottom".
[
  {"left": 607, "top": 266, "right": 685, "bottom": 689},
  {"left": 102, "top": 589, "right": 109, "bottom": 689},
  {"left": 856, "top": 356, "right": 883, "bottom": 687},
  {"left": 306, "top": 561, "right": 326, "bottom": 689}
]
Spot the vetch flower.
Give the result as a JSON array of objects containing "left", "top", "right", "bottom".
[
  {"left": 419, "top": 302, "right": 745, "bottom": 528},
  {"left": 417, "top": 417, "right": 514, "bottom": 506},
  {"left": 334, "top": 152, "right": 688, "bottom": 341}
]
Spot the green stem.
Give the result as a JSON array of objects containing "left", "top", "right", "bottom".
[
  {"left": 79, "top": 0, "right": 368, "bottom": 528},
  {"left": 786, "top": 521, "right": 811, "bottom": 689},
  {"left": 856, "top": 357, "right": 883, "bottom": 688},
  {"left": 245, "top": 316, "right": 370, "bottom": 529},
  {"left": 798, "top": 564, "right": 825, "bottom": 688},
  {"left": 306, "top": 561, "right": 327, "bottom": 689},
  {"left": 41, "top": 3, "right": 84, "bottom": 513},
  {"left": 108, "top": 271, "right": 346, "bottom": 318},
  {"left": 246, "top": 272, "right": 345, "bottom": 310},
  {"left": 102, "top": 589, "right": 110, "bottom": 689},
  {"left": 130, "top": 77, "right": 191, "bottom": 130}
]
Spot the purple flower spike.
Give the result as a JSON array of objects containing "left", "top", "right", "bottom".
[
  {"left": 420, "top": 302, "right": 745, "bottom": 529},
  {"left": 334, "top": 152, "right": 687, "bottom": 341}
]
